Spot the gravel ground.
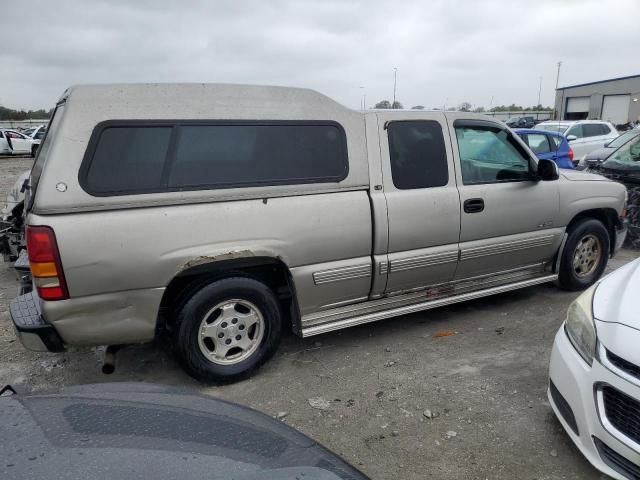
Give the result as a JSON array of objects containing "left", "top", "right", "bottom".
[{"left": 0, "top": 154, "right": 636, "bottom": 479}]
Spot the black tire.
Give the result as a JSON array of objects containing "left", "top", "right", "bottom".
[
  {"left": 557, "top": 218, "right": 610, "bottom": 291},
  {"left": 31, "top": 145, "right": 38, "bottom": 157},
  {"left": 174, "top": 276, "right": 282, "bottom": 383}
]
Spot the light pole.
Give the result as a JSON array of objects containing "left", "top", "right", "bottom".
[
  {"left": 537, "top": 76, "right": 542, "bottom": 107},
  {"left": 392, "top": 68, "right": 398, "bottom": 108},
  {"left": 555, "top": 61, "right": 562, "bottom": 119},
  {"left": 359, "top": 86, "right": 366, "bottom": 111}
]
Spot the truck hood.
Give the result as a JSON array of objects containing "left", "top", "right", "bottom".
[
  {"left": 593, "top": 258, "right": 640, "bottom": 330},
  {"left": 560, "top": 170, "right": 609, "bottom": 182}
]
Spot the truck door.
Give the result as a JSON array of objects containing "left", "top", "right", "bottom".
[
  {"left": 377, "top": 112, "right": 461, "bottom": 294},
  {"left": 449, "top": 116, "right": 562, "bottom": 279}
]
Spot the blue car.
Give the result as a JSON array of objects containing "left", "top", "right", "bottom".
[{"left": 515, "top": 128, "right": 575, "bottom": 169}]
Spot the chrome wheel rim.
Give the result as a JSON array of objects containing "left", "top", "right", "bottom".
[
  {"left": 197, "top": 299, "right": 265, "bottom": 365},
  {"left": 572, "top": 234, "right": 601, "bottom": 278}
]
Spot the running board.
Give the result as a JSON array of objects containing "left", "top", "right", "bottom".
[{"left": 300, "top": 274, "right": 558, "bottom": 338}]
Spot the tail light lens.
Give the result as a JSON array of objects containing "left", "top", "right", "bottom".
[
  {"left": 26, "top": 226, "right": 68, "bottom": 301},
  {"left": 568, "top": 147, "right": 574, "bottom": 162}
]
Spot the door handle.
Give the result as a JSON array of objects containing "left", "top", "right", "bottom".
[{"left": 464, "top": 198, "right": 484, "bottom": 213}]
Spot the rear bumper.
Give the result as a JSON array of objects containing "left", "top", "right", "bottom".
[{"left": 10, "top": 291, "right": 65, "bottom": 352}]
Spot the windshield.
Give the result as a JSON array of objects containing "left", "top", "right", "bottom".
[
  {"left": 607, "top": 130, "right": 639, "bottom": 149},
  {"left": 535, "top": 123, "right": 570, "bottom": 134},
  {"left": 602, "top": 135, "right": 640, "bottom": 172}
]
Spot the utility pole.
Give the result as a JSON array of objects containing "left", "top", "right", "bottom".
[
  {"left": 555, "top": 61, "right": 562, "bottom": 91},
  {"left": 555, "top": 61, "right": 562, "bottom": 119},
  {"left": 359, "top": 86, "right": 365, "bottom": 111},
  {"left": 537, "top": 76, "right": 542, "bottom": 107},
  {"left": 392, "top": 68, "right": 398, "bottom": 107}
]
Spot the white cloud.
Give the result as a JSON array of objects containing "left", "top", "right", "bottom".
[{"left": 1, "top": 0, "right": 639, "bottom": 110}]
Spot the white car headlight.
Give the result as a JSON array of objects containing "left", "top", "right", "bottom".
[{"left": 565, "top": 285, "right": 598, "bottom": 366}]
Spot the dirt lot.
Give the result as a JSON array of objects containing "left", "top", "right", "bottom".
[{"left": 0, "top": 155, "right": 635, "bottom": 479}]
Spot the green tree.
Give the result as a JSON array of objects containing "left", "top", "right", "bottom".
[
  {"left": 458, "top": 102, "right": 472, "bottom": 112},
  {"left": 411, "top": 105, "right": 425, "bottom": 110},
  {"left": 0, "top": 106, "right": 51, "bottom": 121},
  {"left": 391, "top": 101, "right": 403, "bottom": 109},
  {"left": 375, "top": 100, "right": 392, "bottom": 109},
  {"left": 473, "top": 106, "right": 486, "bottom": 113}
]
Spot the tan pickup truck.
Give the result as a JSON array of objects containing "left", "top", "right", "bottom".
[{"left": 10, "top": 83, "right": 627, "bottom": 382}]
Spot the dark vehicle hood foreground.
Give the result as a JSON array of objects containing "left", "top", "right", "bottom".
[
  {"left": 584, "top": 146, "right": 614, "bottom": 162},
  {"left": 0, "top": 383, "right": 368, "bottom": 480}
]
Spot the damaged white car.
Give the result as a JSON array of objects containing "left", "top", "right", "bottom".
[{"left": 549, "top": 257, "right": 640, "bottom": 479}]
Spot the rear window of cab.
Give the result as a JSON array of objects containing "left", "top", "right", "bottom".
[{"left": 79, "top": 121, "right": 349, "bottom": 196}]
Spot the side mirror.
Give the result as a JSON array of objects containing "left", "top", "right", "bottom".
[
  {"left": 604, "top": 140, "right": 611, "bottom": 147},
  {"left": 536, "top": 158, "right": 559, "bottom": 181},
  {"left": 566, "top": 135, "right": 577, "bottom": 142}
]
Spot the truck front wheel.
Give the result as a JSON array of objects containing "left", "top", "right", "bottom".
[
  {"left": 174, "top": 277, "right": 282, "bottom": 383},
  {"left": 557, "top": 218, "right": 610, "bottom": 291}
]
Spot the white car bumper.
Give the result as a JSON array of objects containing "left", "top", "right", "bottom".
[{"left": 548, "top": 324, "right": 640, "bottom": 479}]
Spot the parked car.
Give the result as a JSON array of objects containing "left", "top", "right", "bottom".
[
  {"left": 600, "top": 132, "right": 640, "bottom": 179},
  {"left": 505, "top": 116, "right": 537, "bottom": 129},
  {"left": 514, "top": 128, "right": 574, "bottom": 169},
  {"left": 8, "top": 84, "right": 628, "bottom": 383},
  {"left": 26, "top": 125, "right": 47, "bottom": 157},
  {"left": 535, "top": 120, "right": 619, "bottom": 159},
  {"left": 599, "top": 136, "right": 640, "bottom": 249},
  {"left": 577, "top": 129, "right": 640, "bottom": 170},
  {"left": 548, "top": 258, "right": 640, "bottom": 480},
  {"left": 0, "top": 382, "right": 369, "bottom": 479},
  {"left": 0, "top": 128, "right": 33, "bottom": 156}
]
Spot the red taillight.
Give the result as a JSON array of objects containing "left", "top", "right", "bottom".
[
  {"left": 26, "top": 226, "right": 69, "bottom": 301},
  {"left": 568, "top": 147, "right": 574, "bottom": 162}
]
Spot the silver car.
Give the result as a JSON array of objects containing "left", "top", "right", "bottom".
[{"left": 9, "top": 84, "right": 628, "bottom": 382}]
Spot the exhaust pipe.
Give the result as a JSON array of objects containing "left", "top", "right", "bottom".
[{"left": 102, "top": 345, "right": 119, "bottom": 374}]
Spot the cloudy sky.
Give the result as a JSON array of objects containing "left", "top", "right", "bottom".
[{"left": 1, "top": 0, "right": 639, "bottom": 111}]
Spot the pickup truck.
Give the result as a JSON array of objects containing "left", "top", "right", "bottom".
[{"left": 9, "top": 84, "right": 628, "bottom": 382}]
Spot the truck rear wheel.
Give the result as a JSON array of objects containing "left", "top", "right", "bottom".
[
  {"left": 557, "top": 218, "right": 609, "bottom": 291},
  {"left": 174, "top": 277, "right": 282, "bottom": 383}
]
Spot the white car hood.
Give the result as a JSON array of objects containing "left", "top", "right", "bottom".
[
  {"left": 594, "top": 259, "right": 640, "bottom": 366},
  {"left": 593, "top": 258, "right": 640, "bottom": 329},
  {"left": 560, "top": 170, "right": 609, "bottom": 182}
]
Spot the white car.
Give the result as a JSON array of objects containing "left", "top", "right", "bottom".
[
  {"left": 0, "top": 129, "right": 34, "bottom": 156},
  {"left": 549, "top": 257, "right": 640, "bottom": 480},
  {"left": 535, "top": 120, "right": 619, "bottom": 159},
  {"left": 26, "top": 125, "right": 47, "bottom": 156}
]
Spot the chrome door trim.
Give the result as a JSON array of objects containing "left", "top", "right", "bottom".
[
  {"left": 389, "top": 250, "right": 458, "bottom": 273},
  {"left": 312, "top": 264, "right": 371, "bottom": 285},
  {"left": 460, "top": 234, "right": 556, "bottom": 261}
]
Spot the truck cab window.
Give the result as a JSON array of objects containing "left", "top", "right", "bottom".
[
  {"left": 455, "top": 125, "right": 531, "bottom": 185},
  {"left": 387, "top": 121, "right": 448, "bottom": 189}
]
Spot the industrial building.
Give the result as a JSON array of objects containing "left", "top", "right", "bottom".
[{"left": 554, "top": 74, "right": 640, "bottom": 126}]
